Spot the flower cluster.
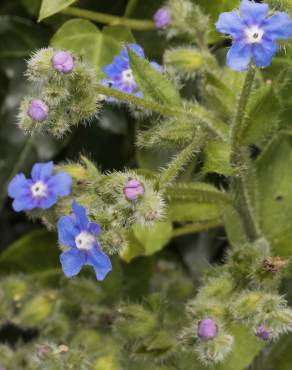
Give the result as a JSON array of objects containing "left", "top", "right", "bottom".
[
  {"left": 8, "top": 162, "right": 112, "bottom": 281},
  {"left": 19, "top": 48, "right": 99, "bottom": 137},
  {"left": 102, "top": 43, "right": 162, "bottom": 98},
  {"left": 216, "top": 0, "right": 292, "bottom": 71}
]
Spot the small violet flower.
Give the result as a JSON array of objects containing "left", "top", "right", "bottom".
[
  {"left": 58, "top": 201, "right": 112, "bottom": 281},
  {"left": 102, "top": 43, "right": 162, "bottom": 97},
  {"left": 198, "top": 318, "right": 218, "bottom": 340},
  {"left": 28, "top": 99, "right": 49, "bottom": 121},
  {"left": 8, "top": 161, "right": 72, "bottom": 212},
  {"left": 123, "top": 179, "right": 145, "bottom": 201},
  {"left": 216, "top": 0, "right": 292, "bottom": 71},
  {"left": 154, "top": 7, "right": 172, "bottom": 29},
  {"left": 52, "top": 50, "right": 74, "bottom": 74},
  {"left": 256, "top": 325, "right": 273, "bottom": 340}
]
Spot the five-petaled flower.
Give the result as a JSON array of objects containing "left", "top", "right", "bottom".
[
  {"left": 8, "top": 161, "right": 72, "bottom": 212},
  {"left": 102, "top": 43, "right": 162, "bottom": 97},
  {"left": 58, "top": 201, "right": 112, "bottom": 281},
  {"left": 216, "top": 0, "right": 292, "bottom": 71}
]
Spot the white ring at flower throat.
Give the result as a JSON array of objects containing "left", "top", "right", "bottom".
[
  {"left": 245, "top": 25, "right": 264, "bottom": 44},
  {"left": 121, "top": 69, "right": 134, "bottom": 85},
  {"left": 75, "top": 231, "right": 95, "bottom": 251},
  {"left": 31, "top": 181, "right": 47, "bottom": 198}
]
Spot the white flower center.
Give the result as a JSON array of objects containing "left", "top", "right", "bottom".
[
  {"left": 245, "top": 25, "right": 264, "bottom": 44},
  {"left": 31, "top": 181, "right": 47, "bottom": 198},
  {"left": 75, "top": 231, "right": 95, "bottom": 251},
  {"left": 121, "top": 69, "right": 134, "bottom": 85}
]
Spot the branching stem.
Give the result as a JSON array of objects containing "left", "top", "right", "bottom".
[{"left": 61, "top": 7, "right": 156, "bottom": 31}]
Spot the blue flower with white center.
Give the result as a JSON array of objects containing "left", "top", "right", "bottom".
[
  {"left": 216, "top": 0, "right": 292, "bottom": 71},
  {"left": 102, "top": 43, "right": 162, "bottom": 97},
  {"left": 8, "top": 161, "right": 72, "bottom": 212},
  {"left": 58, "top": 201, "right": 112, "bottom": 281}
]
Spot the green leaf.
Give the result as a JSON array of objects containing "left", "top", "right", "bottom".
[
  {"left": 128, "top": 48, "right": 182, "bottom": 106},
  {"left": 261, "top": 333, "right": 292, "bottom": 370},
  {"left": 38, "top": 0, "right": 76, "bottom": 21},
  {"left": 121, "top": 222, "right": 173, "bottom": 262},
  {"left": 0, "top": 230, "right": 59, "bottom": 274},
  {"left": 102, "top": 25, "right": 135, "bottom": 43},
  {"left": 203, "top": 140, "right": 233, "bottom": 176},
  {"left": 241, "top": 84, "right": 280, "bottom": 145},
  {"left": 210, "top": 325, "right": 264, "bottom": 370},
  {"left": 50, "top": 19, "right": 120, "bottom": 70},
  {"left": 250, "top": 134, "right": 292, "bottom": 257},
  {"left": 167, "top": 183, "right": 229, "bottom": 222}
]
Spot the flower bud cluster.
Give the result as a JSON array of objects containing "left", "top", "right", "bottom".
[
  {"left": 181, "top": 239, "right": 292, "bottom": 365},
  {"left": 154, "top": 0, "right": 210, "bottom": 45},
  {"left": 18, "top": 48, "right": 99, "bottom": 137},
  {"left": 32, "top": 158, "right": 165, "bottom": 255}
]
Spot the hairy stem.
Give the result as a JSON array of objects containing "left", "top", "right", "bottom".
[
  {"left": 230, "top": 66, "right": 258, "bottom": 242},
  {"left": 172, "top": 219, "right": 223, "bottom": 238},
  {"left": 159, "top": 133, "right": 203, "bottom": 189},
  {"left": 61, "top": 7, "right": 155, "bottom": 31},
  {"left": 97, "top": 84, "right": 228, "bottom": 140}
]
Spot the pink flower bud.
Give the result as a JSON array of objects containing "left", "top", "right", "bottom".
[
  {"left": 27, "top": 99, "right": 49, "bottom": 121},
  {"left": 52, "top": 50, "right": 74, "bottom": 73},
  {"left": 154, "top": 7, "right": 172, "bottom": 29},
  {"left": 256, "top": 325, "right": 273, "bottom": 341},
  {"left": 123, "top": 179, "right": 145, "bottom": 201},
  {"left": 198, "top": 318, "right": 218, "bottom": 339}
]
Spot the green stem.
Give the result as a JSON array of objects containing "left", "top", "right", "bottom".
[
  {"left": 97, "top": 84, "right": 228, "bottom": 140},
  {"left": 61, "top": 7, "right": 156, "bottom": 31},
  {"left": 0, "top": 135, "right": 34, "bottom": 212},
  {"left": 159, "top": 133, "right": 203, "bottom": 189},
  {"left": 231, "top": 66, "right": 256, "bottom": 149},
  {"left": 172, "top": 219, "right": 223, "bottom": 238},
  {"left": 230, "top": 66, "right": 258, "bottom": 242}
]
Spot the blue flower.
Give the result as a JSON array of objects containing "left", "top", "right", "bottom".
[
  {"left": 8, "top": 161, "right": 72, "bottom": 212},
  {"left": 216, "top": 0, "right": 292, "bottom": 71},
  {"left": 58, "top": 201, "right": 112, "bottom": 281},
  {"left": 102, "top": 43, "right": 162, "bottom": 97}
]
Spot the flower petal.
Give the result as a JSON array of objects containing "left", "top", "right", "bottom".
[
  {"left": 31, "top": 161, "right": 54, "bottom": 181},
  {"left": 8, "top": 174, "right": 30, "bottom": 198},
  {"left": 150, "top": 61, "right": 163, "bottom": 73},
  {"left": 103, "top": 56, "right": 128, "bottom": 76},
  {"left": 47, "top": 172, "right": 72, "bottom": 197},
  {"left": 72, "top": 201, "right": 88, "bottom": 229},
  {"left": 58, "top": 215, "right": 79, "bottom": 247},
  {"left": 38, "top": 194, "right": 58, "bottom": 209},
  {"left": 121, "top": 44, "right": 145, "bottom": 59},
  {"left": 240, "top": 0, "right": 269, "bottom": 24},
  {"left": 86, "top": 246, "right": 112, "bottom": 281},
  {"left": 253, "top": 40, "right": 278, "bottom": 68},
  {"left": 60, "top": 248, "right": 86, "bottom": 278},
  {"left": 263, "top": 12, "right": 292, "bottom": 41},
  {"left": 89, "top": 223, "right": 101, "bottom": 236},
  {"left": 227, "top": 41, "right": 252, "bottom": 71},
  {"left": 216, "top": 11, "right": 244, "bottom": 38},
  {"left": 12, "top": 194, "right": 37, "bottom": 212}
]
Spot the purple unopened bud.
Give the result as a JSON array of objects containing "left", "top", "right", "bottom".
[
  {"left": 52, "top": 50, "right": 74, "bottom": 73},
  {"left": 198, "top": 318, "right": 218, "bottom": 340},
  {"left": 123, "top": 179, "right": 145, "bottom": 201},
  {"left": 27, "top": 99, "right": 49, "bottom": 121},
  {"left": 256, "top": 325, "right": 273, "bottom": 341},
  {"left": 154, "top": 7, "right": 172, "bottom": 29}
]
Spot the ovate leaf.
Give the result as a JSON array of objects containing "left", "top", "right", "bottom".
[
  {"left": 50, "top": 19, "right": 120, "bottom": 70},
  {"left": 250, "top": 134, "right": 292, "bottom": 257},
  {"left": 203, "top": 140, "right": 233, "bottom": 176},
  {"left": 0, "top": 230, "right": 59, "bottom": 274},
  {"left": 39, "top": 0, "right": 76, "bottom": 21},
  {"left": 241, "top": 84, "right": 280, "bottom": 145},
  {"left": 121, "top": 222, "right": 173, "bottom": 262},
  {"left": 128, "top": 48, "right": 182, "bottom": 106}
]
